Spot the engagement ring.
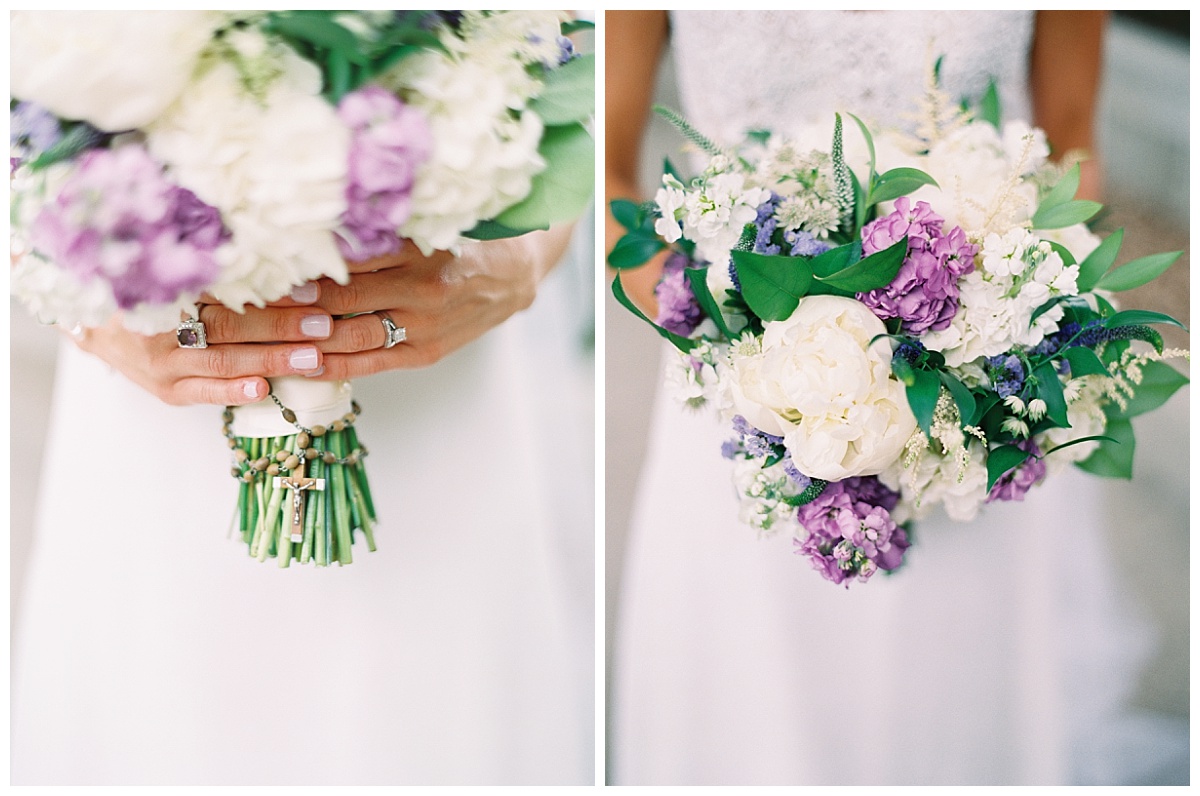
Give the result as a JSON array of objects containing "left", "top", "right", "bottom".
[
  {"left": 378, "top": 312, "right": 407, "bottom": 348},
  {"left": 177, "top": 316, "right": 208, "bottom": 349}
]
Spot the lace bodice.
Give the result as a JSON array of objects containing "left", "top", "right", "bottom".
[{"left": 670, "top": 11, "right": 1035, "bottom": 145}]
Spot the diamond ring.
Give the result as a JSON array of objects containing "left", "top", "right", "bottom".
[
  {"left": 177, "top": 316, "right": 208, "bottom": 349},
  {"left": 378, "top": 312, "right": 407, "bottom": 349}
]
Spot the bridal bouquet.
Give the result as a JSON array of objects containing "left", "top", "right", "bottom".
[
  {"left": 11, "top": 10, "right": 595, "bottom": 566},
  {"left": 610, "top": 81, "right": 1187, "bottom": 588}
]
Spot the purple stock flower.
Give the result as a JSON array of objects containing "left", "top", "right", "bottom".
[
  {"left": 987, "top": 439, "right": 1047, "bottom": 503},
  {"left": 794, "top": 476, "right": 907, "bottom": 587},
  {"left": 857, "top": 197, "right": 977, "bottom": 335},
  {"left": 654, "top": 252, "right": 704, "bottom": 335},
  {"left": 336, "top": 86, "right": 433, "bottom": 261},
  {"left": 29, "top": 145, "right": 224, "bottom": 309}
]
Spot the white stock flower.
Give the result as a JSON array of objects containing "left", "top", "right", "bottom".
[
  {"left": 11, "top": 11, "right": 223, "bottom": 131},
  {"left": 654, "top": 177, "right": 687, "bottom": 242},
  {"left": 677, "top": 167, "right": 770, "bottom": 265},
  {"left": 727, "top": 296, "right": 916, "bottom": 481},
  {"left": 147, "top": 55, "right": 350, "bottom": 310}
]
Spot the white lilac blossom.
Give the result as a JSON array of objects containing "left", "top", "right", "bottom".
[
  {"left": 11, "top": 11, "right": 223, "bottom": 132},
  {"left": 727, "top": 296, "right": 916, "bottom": 481},
  {"left": 146, "top": 53, "right": 351, "bottom": 318},
  {"left": 922, "top": 228, "right": 1079, "bottom": 367}
]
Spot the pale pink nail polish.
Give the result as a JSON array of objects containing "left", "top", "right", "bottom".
[
  {"left": 300, "top": 315, "right": 331, "bottom": 338},
  {"left": 243, "top": 381, "right": 261, "bottom": 399},
  {"left": 290, "top": 347, "right": 319, "bottom": 371},
  {"left": 303, "top": 366, "right": 326, "bottom": 378},
  {"left": 290, "top": 282, "right": 319, "bottom": 304}
]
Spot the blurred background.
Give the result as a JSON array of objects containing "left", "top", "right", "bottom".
[{"left": 604, "top": 10, "right": 1189, "bottom": 784}]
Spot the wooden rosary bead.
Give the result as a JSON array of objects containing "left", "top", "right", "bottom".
[
  {"left": 310, "top": 425, "right": 326, "bottom": 437},
  {"left": 284, "top": 455, "right": 300, "bottom": 470},
  {"left": 331, "top": 420, "right": 345, "bottom": 432},
  {"left": 322, "top": 451, "right": 337, "bottom": 464},
  {"left": 297, "top": 432, "right": 311, "bottom": 448},
  {"left": 281, "top": 408, "right": 297, "bottom": 424}
]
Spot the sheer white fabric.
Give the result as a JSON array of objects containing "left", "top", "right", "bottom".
[
  {"left": 611, "top": 10, "right": 1160, "bottom": 785},
  {"left": 12, "top": 265, "right": 594, "bottom": 785}
]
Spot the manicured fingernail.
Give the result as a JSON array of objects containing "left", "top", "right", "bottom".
[
  {"left": 290, "top": 282, "right": 319, "bottom": 304},
  {"left": 300, "top": 314, "right": 331, "bottom": 338},
  {"left": 243, "top": 380, "right": 261, "bottom": 399},
  {"left": 303, "top": 366, "right": 326, "bottom": 378},
  {"left": 290, "top": 347, "right": 319, "bottom": 371}
]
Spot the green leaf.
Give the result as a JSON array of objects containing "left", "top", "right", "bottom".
[
  {"left": 463, "top": 218, "right": 531, "bottom": 241},
  {"left": 939, "top": 371, "right": 976, "bottom": 426},
  {"left": 1044, "top": 435, "right": 1118, "bottom": 457},
  {"left": 611, "top": 274, "right": 694, "bottom": 354},
  {"left": 685, "top": 267, "right": 735, "bottom": 340},
  {"left": 1094, "top": 250, "right": 1183, "bottom": 292},
  {"left": 1075, "top": 417, "right": 1135, "bottom": 479},
  {"left": 845, "top": 112, "right": 876, "bottom": 181},
  {"left": 1032, "top": 361, "right": 1070, "bottom": 428},
  {"left": 732, "top": 251, "right": 813, "bottom": 322},
  {"left": 1076, "top": 228, "right": 1123, "bottom": 292},
  {"left": 1107, "top": 360, "right": 1189, "bottom": 420},
  {"left": 1103, "top": 310, "right": 1187, "bottom": 331},
  {"left": 267, "top": 12, "right": 368, "bottom": 63},
  {"left": 606, "top": 232, "right": 663, "bottom": 269},
  {"left": 528, "top": 53, "right": 594, "bottom": 126},
  {"left": 978, "top": 79, "right": 1001, "bottom": 129},
  {"left": 27, "top": 123, "right": 101, "bottom": 171},
  {"left": 1031, "top": 199, "right": 1103, "bottom": 230},
  {"left": 560, "top": 19, "right": 594, "bottom": 34},
  {"left": 1038, "top": 162, "right": 1081, "bottom": 212},
  {"left": 867, "top": 168, "right": 939, "bottom": 206},
  {"left": 493, "top": 122, "right": 594, "bottom": 231},
  {"left": 986, "top": 444, "right": 1033, "bottom": 492},
  {"left": 609, "top": 199, "right": 643, "bottom": 231},
  {"left": 1062, "top": 346, "right": 1109, "bottom": 378},
  {"left": 814, "top": 237, "right": 906, "bottom": 293},
  {"left": 906, "top": 369, "right": 941, "bottom": 436},
  {"left": 809, "top": 241, "right": 860, "bottom": 278}
]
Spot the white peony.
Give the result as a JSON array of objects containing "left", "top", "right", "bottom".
[
  {"left": 727, "top": 296, "right": 917, "bottom": 481},
  {"left": 146, "top": 53, "right": 350, "bottom": 314},
  {"left": 11, "top": 11, "right": 223, "bottom": 131}
]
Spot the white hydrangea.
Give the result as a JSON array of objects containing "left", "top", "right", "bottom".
[
  {"left": 11, "top": 11, "right": 223, "bottom": 131},
  {"left": 881, "top": 437, "right": 989, "bottom": 523},
  {"left": 146, "top": 50, "right": 350, "bottom": 316},
  {"left": 923, "top": 228, "right": 1080, "bottom": 367},
  {"left": 386, "top": 12, "right": 567, "bottom": 253},
  {"left": 731, "top": 457, "right": 802, "bottom": 537},
  {"left": 726, "top": 296, "right": 916, "bottom": 481}
]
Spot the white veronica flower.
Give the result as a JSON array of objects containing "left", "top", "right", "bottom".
[{"left": 11, "top": 11, "right": 223, "bottom": 131}]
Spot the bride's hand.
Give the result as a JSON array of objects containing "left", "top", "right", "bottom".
[
  {"left": 71, "top": 286, "right": 331, "bottom": 406},
  {"left": 304, "top": 229, "right": 568, "bottom": 380}
]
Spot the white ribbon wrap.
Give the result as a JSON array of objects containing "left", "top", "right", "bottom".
[{"left": 230, "top": 375, "right": 353, "bottom": 438}]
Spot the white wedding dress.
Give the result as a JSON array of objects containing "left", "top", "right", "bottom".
[
  {"left": 611, "top": 11, "right": 1182, "bottom": 786},
  {"left": 11, "top": 238, "right": 595, "bottom": 784}
]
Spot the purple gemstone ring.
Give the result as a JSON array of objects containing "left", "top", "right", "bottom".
[{"left": 176, "top": 317, "right": 208, "bottom": 349}]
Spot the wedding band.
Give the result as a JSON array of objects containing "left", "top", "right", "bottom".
[
  {"left": 378, "top": 312, "right": 407, "bottom": 349},
  {"left": 177, "top": 316, "right": 208, "bottom": 349}
]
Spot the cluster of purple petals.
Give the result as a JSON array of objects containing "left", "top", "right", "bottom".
[
  {"left": 784, "top": 228, "right": 832, "bottom": 257},
  {"left": 29, "top": 145, "right": 225, "bottom": 309},
  {"left": 731, "top": 415, "right": 783, "bottom": 458},
  {"left": 985, "top": 353, "right": 1026, "bottom": 398},
  {"left": 794, "top": 476, "right": 907, "bottom": 587},
  {"left": 753, "top": 194, "right": 782, "bottom": 255},
  {"left": 987, "top": 439, "right": 1047, "bottom": 503},
  {"left": 336, "top": 86, "right": 433, "bottom": 262},
  {"left": 857, "top": 197, "right": 977, "bottom": 335},
  {"left": 654, "top": 252, "right": 704, "bottom": 335}
]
